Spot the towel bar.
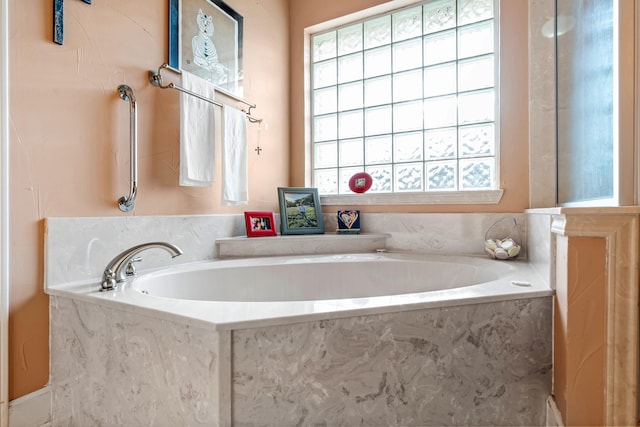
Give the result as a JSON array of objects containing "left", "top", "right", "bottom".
[{"left": 148, "top": 63, "right": 262, "bottom": 123}]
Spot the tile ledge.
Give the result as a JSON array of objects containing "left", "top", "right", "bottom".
[
  {"left": 526, "top": 206, "right": 640, "bottom": 215},
  {"left": 216, "top": 233, "right": 391, "bottom": 259}
]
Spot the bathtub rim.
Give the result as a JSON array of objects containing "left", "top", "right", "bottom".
[{"left": 46, "top": 252, "right": 553, "bottom": 331}]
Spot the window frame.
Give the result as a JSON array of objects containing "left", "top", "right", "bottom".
[{"left": 306, "top": 0, "right": 503, "bottom": 205}]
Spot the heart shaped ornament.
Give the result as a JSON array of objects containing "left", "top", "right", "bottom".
[
  {"left": 340, "top": 211, "right": 359, "bottom": 229},
  {"left": 337, "top": 210, "right": 361, "bottom": 234}
]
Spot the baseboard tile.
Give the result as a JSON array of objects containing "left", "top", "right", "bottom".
[
  {"left": 546, "top": 395, "right": 564, "bottom": 427},
  {"left": 8, "top": 386, "right": 51, "bottom": 427}
]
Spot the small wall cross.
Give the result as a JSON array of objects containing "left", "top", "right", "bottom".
[{"left": 53, "top": 0, "right": 92, "bottom": 45}]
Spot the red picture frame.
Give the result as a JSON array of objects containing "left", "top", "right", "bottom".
[{"left": 244, "top": 211, "right": 277, "bottom": 237}]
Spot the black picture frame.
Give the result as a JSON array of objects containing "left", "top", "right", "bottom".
[
  {"left": 169, "top": 0, "right": 243, "bottom": 97},
  {"left": 277, "top": 187, "right": 325, "bottom": 235}
]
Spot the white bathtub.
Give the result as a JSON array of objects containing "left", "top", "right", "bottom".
[
  {"left": 50, "top": 252, "right": 552, "bottom": 330},
  {"left": 48, "top": 251, "right": 553, "bottom": 425}
]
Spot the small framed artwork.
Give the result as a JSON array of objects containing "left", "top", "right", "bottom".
[
  {"left": 244, "top": 211, "right": 277, "bottom": 237},
  {"left": 277, "top": 187, "right": 325, "bottom": 235},
  {"left": 169, "top": 0, "right": 243, "bottom": 97},
  {"left": 337, "top": 210, "right": 361, "bottom": 234}
]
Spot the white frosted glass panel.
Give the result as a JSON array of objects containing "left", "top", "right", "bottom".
[
  {"left": 394, "top": 101, "right": 423, "bottom": 132},
  {"left": 425, "top": 127, "right": 457, "bottom": 159},
  {"left": 392, "top": 6, "right": 423, "bottom": 42},
  {"left": 426, "top": 160, "right": 457, "bottom": 190},
  {"left": 364, "top": 46, "right": 391, "bottom": 78},
  {"left": 394, "top": 162, "right": 423, "bottom": 191},
  {"left": 313, "top": 32, "right": 336, "bottom": 62},
  {"left": 339, "top": 167, "right": 363, "bottom": 193},
  {"left": 458, "top": 21, "right": 494, "bottom": 59},
  {"left": 338, "top": 53, "right": 363, "bottom": 83},
  {"left": 458, "top": 89, "right": 494, "bottom": 124},
  {"left": 314, "top": 141, "right": 337, "bottom": 168},
  {"left": 311, "top": 1, "right": 497, "bottom": 196},
  {"left": 338, "top": 110, "right": 364, "bottom": 138},
  {"left": 393, "top": 38, "right": 423, "bottom": 72},
  {"left": 459, "top": 0, "right": 494, "bottom": 26},
  {"left": 424, "top": 62, "right": 456, "bottom": 97},
  {"left": 315, "top": 168, "right": 338, "bottom": 194},
  {"left": 364, "top": 15, "right": 391, "bottom": 49},
  {"left": 459, "top": 123, "right": 494, "bottom": 157},
  {"left": 393, "top": 69, "right": 423, "bottom": 102},
  {"left": 394, "top": 131, "right": 423, "bottom": 162},
  {"left": 424, "top": 0, "right": 456, "bottom": 34},
  {"left": 314, "top": 87, "right": 337, "bottom": 115},
  {"left": 424, "top": 95, "right": 457, "bottom": 129},
  {"left": 314, "top": 114, "right": 337, "bottom": 141},
  {"left": 557, "top": 0, "right": 614, "bottom": 204},
  {"left": 365, "top": 135, "right": 393, "bottom": 164},
  {"left": 460, "top": 157, "right": 494, "bottom": 189},
  {"left": 365, "top": 105, "right": 392, "bottom": 136},
  {"left": 424, "top": 30, "right": 456, "bottom": 65},
  {"left": 338, "top": 24, "right": 363, "bottom": 55},
  {"left": 338, "top": 82, "right": 363, "bottom": 111},
  {"left": 458, "top": 55, "right": 494, "bottom": 92},
  {"left": 314, "top": 60, "right": 337, "bottom": 88},
  {"left": 339, "top": 138, "right": 364, "bottom": 167},
  {"left": 366, "top": 165, "right": 392, "bottom": 192},
  {"left": 364, "top": 76, "right": 392, "bottom": 107}
]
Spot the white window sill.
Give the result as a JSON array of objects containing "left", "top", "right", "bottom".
[{"left": 320, "top": 189, "right": 504, "bottom": 206}]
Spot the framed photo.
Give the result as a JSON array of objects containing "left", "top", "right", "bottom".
[
  {"left": 244, "top": 211, "right": 277, "bottom": 237},
  {"left": 277, "top": 187, "right": 325, "bottom": 235},
  {"left": 169, "top": 0, "right": 243, "bottom": 97}
]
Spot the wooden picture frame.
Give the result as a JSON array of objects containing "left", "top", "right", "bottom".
[
  {"left": 277, "top": 187, "right": 325, "bottom": 235},
  {"left": 244, "top": 211, "right": 277, "bottom": 237},
  {"left": 169, "top": 0, "right": 243, "bottom": 97}
]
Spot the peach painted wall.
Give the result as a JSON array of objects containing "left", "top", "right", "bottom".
[
  {"left": 9, "top": 0, "right": 289, "bottom": 398},
  {"left": 554, "top": 235, "right": 606, "bottom": 425},
  {"left": 289, "top": 0, "right": 530, "bottom": 213}
]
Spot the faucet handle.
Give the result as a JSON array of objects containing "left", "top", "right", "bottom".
[
  {"left": 100, "top": 269, "right": 117, "bottom": 292},
  {"left": 125, "top": 256, "right": 143, "bottom": 277}
]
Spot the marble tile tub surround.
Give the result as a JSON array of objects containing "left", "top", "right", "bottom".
[
  {"left": 50, "top": 293, "right": 551, "bottom": 426},
  {"left": 234, "top": 297, "right": 552, "bottom": 426},
  {"left": 50, "top": 295, "right": 230, "bottom": 426},
  {"left": 45, "top": 212, "right": 528, "bottom": 288}
]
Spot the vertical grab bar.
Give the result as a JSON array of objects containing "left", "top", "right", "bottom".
[{"left": 117, "top": 85, "right": 137, "bottom": 212}]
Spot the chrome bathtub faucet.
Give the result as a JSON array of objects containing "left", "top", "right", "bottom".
[{"left": 100, "top": 242, "right": 183, "bottom": 291}]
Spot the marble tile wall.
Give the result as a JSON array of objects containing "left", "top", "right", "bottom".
[
  {"left": 329, "top": 213, "right": 527, "bottom": 257},
  {"left": 232, "top": 296, "right": 552, "bottom": 426},
  {"left": 526, "top": 211, "right": 555, "bottom": 288},
  {"left": 46, "top": 212, "right": 529, "bottom": 289},
  {"left": 45, "top": 215, "right": 244, "bottom": 288}
]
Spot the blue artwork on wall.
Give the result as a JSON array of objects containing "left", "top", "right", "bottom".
[{"left": 53, "top": 0, "right": 92, "bottom": 45}]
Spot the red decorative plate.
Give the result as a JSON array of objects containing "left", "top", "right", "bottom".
[{"left": 348, "top": 172, "right": 373, "bottom": 193}]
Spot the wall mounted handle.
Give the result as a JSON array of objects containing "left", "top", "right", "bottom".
[{"left": 117, "top": 84, "right": 137, "bottom": 212}]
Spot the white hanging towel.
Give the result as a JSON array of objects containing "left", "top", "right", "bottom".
[
  {"left": 222, "top": 105, "right": 248, "bottom": 205},
  {"left": 179, "top": 72, "right": 216, "bottom": 186}
]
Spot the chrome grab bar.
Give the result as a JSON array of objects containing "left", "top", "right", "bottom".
[{"left": 117, "top": 84, "right": 137, "bottom": 212}]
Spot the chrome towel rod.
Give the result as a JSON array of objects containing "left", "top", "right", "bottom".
[{"left": 148, "top": 63, "right": 262, "bottom": 123}]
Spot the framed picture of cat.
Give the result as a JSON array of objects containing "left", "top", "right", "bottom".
[{"left": 169, "top": 0, "right": 243, "bottom": 97}]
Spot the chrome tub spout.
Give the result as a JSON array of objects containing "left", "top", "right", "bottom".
[{"left": 100, "top": 242, "right": 183, "bottom": 291}]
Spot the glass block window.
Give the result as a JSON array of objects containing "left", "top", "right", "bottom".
[{"left": 311, "top": 0, "right": 497, "bottom": 195}]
